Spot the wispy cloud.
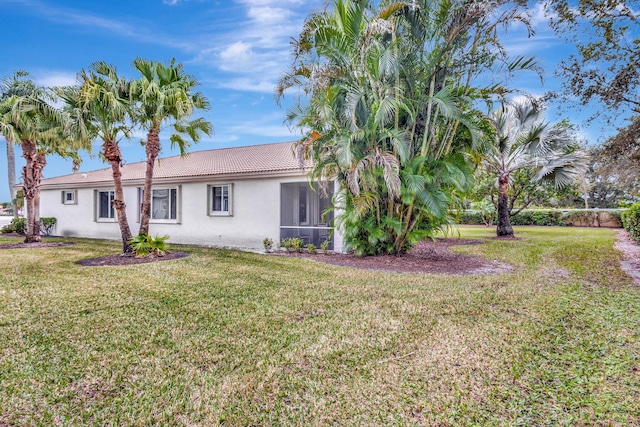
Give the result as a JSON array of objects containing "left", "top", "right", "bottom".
[
  {"left": 190, "top": 1, "right": 316, "bottom": 93},
  {"left": 6, "top": 0, "right": 194, "bottom": 51}
]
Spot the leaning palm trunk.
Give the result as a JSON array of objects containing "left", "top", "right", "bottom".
[
  {"left": 138, "top": 121, "right": 161, "bottom": 236},
  {"left": 103, "top": 139, "right": 133, "bottom": 253},
  {"left": 6, "top": 139, "right": 18, "bottom": 218},
  {"left": 21, "top": 139, "right": 45, "bottom": 243},
  {"left": 496, "top": 173, "right": 513, "bottom": 236}
]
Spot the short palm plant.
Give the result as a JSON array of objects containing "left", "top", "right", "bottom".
[{"left": 128, "top": 234, "right": 169, "bottom": 257}]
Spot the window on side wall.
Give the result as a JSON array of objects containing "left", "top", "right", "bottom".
[
  {"left": 208, "top": 184, "right": 232, "bottom": 216},
  {"left": 138, "top": 187, "right": 179, "bottom": 222},
  {"left": 62, "top": 190, "right": 77, "bottom": 205},
  {"left": 96, "top": 190, "right": 115, "bottom": 220}
]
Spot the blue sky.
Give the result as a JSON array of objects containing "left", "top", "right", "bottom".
[{"left": 0, "top": 0, "right": 604, "bottom": 202}]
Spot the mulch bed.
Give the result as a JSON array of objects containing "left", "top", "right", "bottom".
[
  {"left": 271, "top": 238, "right": 513, "bottom": 275},
  {"left": 76, "top": 252, "right": 191, "bottom": 267}
]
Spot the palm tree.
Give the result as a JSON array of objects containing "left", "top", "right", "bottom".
[
  {"left": 58, "top": 62, "right": 135, "bottom": 253},
  {"left": 1, "top": 71, "right": 34, "bottom": 219},
  {"left": 277, "top": 0, "right": 537, "bottom": 254},
  {"left": 129, "top": 58, "right": 212, "bottom": 236},
  {"left": 483, "top": 100, "right": 585, "bottom": 236},
  {"left": 0, "top": 77, "right": 88, "bottom": 242}
]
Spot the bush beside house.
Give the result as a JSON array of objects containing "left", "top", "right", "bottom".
[{"left": 1, "top": 217, "right": 56, "bottom": 236}]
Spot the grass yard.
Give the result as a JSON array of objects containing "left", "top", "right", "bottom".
[{"left": 1, "top": 226, "right": 639, "bottom": 426}]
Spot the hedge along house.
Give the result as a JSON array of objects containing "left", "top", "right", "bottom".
[{"left": 38, "top": 141, "right": 343, "bottom": 252}]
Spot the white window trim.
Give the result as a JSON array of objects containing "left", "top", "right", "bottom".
[
  {"left": 138, "top": 186, "right": 181, "bottom": 224},
  {"left": 62, "top": 190, "right": 77, "bottom": 205},
  {"left": 207, "top": 183, "right": 233, "bottom": 217},
  {"left": 95, "top": 189, "right": 116, "bottom": 222}
]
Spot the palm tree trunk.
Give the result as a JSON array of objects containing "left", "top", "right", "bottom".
[
  {"left": 103, "top": 138, "right": 132, "bottom": 253},
  {"left": 21, "top": 139, "right": 44, "bottom": 243},
  {"left": 6, "top": 139, "right": 18, "bottom": 219},
  {"left": 138, "top": 122, "right": 161, "bottom": 236},
  {"left": 496, "top": 174, "right": 513, "bottom": 236}
]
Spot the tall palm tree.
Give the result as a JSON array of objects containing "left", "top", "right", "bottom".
[
  {"left": 483, "top": 100, "right": 585, "bottom": 236},
  {"left": 0, "top": 79, "right": 88, "bottom": 242},
  {"left": 277, "top": 0, "right": 537, "bottom": 254},
  {"left": 130, "top": 58, "right": 212, "bottom": 236},
  {"left": 1, "top": 71, "right": 34, "bottom": 219},
  {"left": 58, "top": 62, "right": 135, "bottom": 253}
]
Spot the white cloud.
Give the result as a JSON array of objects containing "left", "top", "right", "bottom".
[
  {"left": 528, "top": 2, "right": 554, "bottom": 28},
  {"left": 218, "top": 41, "right": 254, "bottom": 71},
  {"left": 163, "top": 0, "right": 180, "bottom": 4},
  {"left": 33, "top": 70, "right": 77, "bottom": 87},
  {"left": 217, "top": 77, "right": 277, "bottom": 93},
  {"left": 247, "top": 6, "right": 293, "bottom": 24}
]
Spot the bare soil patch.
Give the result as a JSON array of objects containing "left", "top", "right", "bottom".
[
  {"left": 272, "top": 238, "right": 512, "bottom": 275},
  {"left": 76, "top": 251, "right": 190, "bottom": 267},
  {"left": 614, "top": 229, "right": 640, "bottom": 285}
]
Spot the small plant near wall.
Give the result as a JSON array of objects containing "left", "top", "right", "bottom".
[
  {"left": 40, "top": 217, "right": 57, "bottom": 236},
  {"left": 263, "top": 237, "right": 273, "bottom": 252},
  {"left": 306, "top": 243, "right": 317, "bottom": 254},
  {"left": 321, "top": 240, "right": 330, "bottom": 254},
  {"left": 280, "top": 238, "right": 293, "bottom": 252},
  {"left": 290, "top": 238, "right": 304, "bottom": 253},
  {"left": 280, "top": 237, "right": 305, "bottom": 253},
  {"left": 128, "top": 234, "right": 169, "bottom": 257}
]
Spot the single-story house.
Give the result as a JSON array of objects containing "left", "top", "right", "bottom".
[{"left": 39, "top": 141, "right": 344, "bottom": 252}]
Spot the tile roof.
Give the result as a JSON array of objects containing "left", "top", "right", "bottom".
[{"left": 41, "top": 141, "right": 311, "bottom": 187}]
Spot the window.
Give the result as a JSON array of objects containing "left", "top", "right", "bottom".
[
  {"left": 97, "top": 190, "right": 115, "bottom": 220},
  {"left": 209, "top": 184, "right": 232, "bottom": 216},
  {"left": 152, "top": 188, "right": 177, "bottom": 220},
  {"left": 62, "top": 190, "right": 77, "bottom": 205},
  {"left": 137, "top": 187, "right": 179, "bottom": 222}
]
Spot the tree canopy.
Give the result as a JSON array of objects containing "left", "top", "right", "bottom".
[{"left": 279, "top": 0, "right": 541, "bottom": 254}]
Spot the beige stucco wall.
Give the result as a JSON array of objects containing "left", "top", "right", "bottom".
[{"left": 40, "top": 175, "right": 344, "bottom": 252}]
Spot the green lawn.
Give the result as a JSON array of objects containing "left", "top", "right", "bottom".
[{"left": 1, "top": 226, "right": 639, "bottom": 426}]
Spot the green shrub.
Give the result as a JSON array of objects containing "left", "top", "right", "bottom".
[
  {"left": 128, "top": 234, "right": 169, "bottom": 257},
  {"left": 321, "top": 240, "right": 330, "bottom": 254},
  {"left": 280, "top": 238, "right": 293, "bottom": 252},
  {"left": 263, "top": 237, "right": 273, "bottom": 252},
  {"left": 306, "top": 243, "right": 317, "bottom": 254},
  {"left": 290, "top": 238, "right": 304, "bottom": 253},
  {"left": 458, "top": 211, "right": 491, "bottom": 225},
  {"left": 471, "top": 200, "right": 495, "bottom": 226},
  {"left": 457, "top": 209, "right": 623, "bottom": 227},
  {"left": 509, "top": 210, "right": 566, "bottom": 226},
  {"left": 40, "top": 217, "right": 57, "bottom": 236},
  {"left": 280, "top": 237, "right": 307, "bottom": 253},
  {"left": 9, "top": 217, "right": 26, "bottom": 234},
  {"left": 622, "top": 203, "right": 640, "bottom": 241}
]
